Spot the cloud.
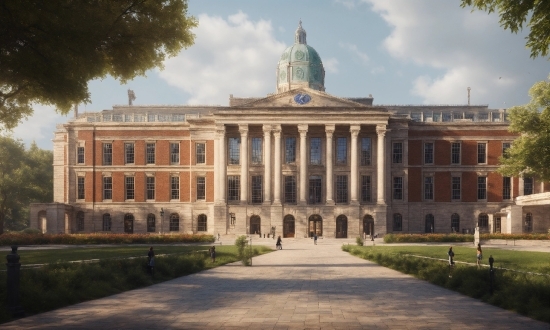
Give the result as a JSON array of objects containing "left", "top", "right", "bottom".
[
  {"left": 365, "top": 0, "right": 548, "bottom": 107},
  {"left": 339, "top": 42, "right": 370, "bottom": 64},
  {"left": 333, "top": 0, "right": 358, "bottom": 9},
  {"left": 323, "top": 58, "right": 340, "bottom": 73},
  {"left": 11, "top": 105, "right": 69, "bottom": 149},
  {"left": 159, "top": 12, "right": 286, "bottom": 105}
]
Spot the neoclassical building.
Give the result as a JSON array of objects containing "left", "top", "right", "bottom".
[{"left": 31, "top": 23, "right": 550, "bottom": 237}]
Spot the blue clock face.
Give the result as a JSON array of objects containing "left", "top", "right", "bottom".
[{"left": 294, "top": 93, "right": 311, "bottom": 105}]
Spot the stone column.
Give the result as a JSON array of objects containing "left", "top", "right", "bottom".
[
  {"left": 376, "top": 124, "right": 387, "bottom": 204},
  {"left": 239, "top": 124, "right": 249, "bottom": 203},
  {"left": 273, "top": 125, "right": 282, "bottom": 204},
  {"left": 263, "top": 125, "right": 272, "bottom": 203},
  {"left": 350, "top": 125, "right": 360, "bottom": 203},
  {"left": 216, "top": 125, "right": 226, "bottom": 203},
  {"left": 298, "top": 124, "right": 308, "bottom": 204},
  {"left": 325, "top": 124, "right": 335, "bottom": 204}
]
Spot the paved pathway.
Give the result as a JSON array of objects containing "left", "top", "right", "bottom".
[{"left": 3, "top": 239, "right": 548, "bottom": 330}]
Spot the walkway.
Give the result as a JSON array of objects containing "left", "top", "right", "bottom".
[{"left": 3, "top": 238, "right": 548, "bottom": 330}]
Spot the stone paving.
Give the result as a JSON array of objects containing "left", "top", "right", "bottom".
[{"left": 3, "top": 238, "right": 549, "bottom": 330}]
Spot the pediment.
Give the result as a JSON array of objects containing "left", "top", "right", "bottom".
[{"left": 234, "top": 88, "right": 370, "bottom": 108}]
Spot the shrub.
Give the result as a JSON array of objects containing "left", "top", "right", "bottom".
[
  {"left": 235, "top": 235, "right": 248, "bottom": 258},
  {"left": 356, "top": 236, "right": 364, "bottom": 246},
  {"left": 384, "top": 233, "right": 473, "bottom": 243}
]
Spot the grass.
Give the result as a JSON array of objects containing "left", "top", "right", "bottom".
[
  {"left": 343, "top": 245, "right": 550, "bottom": 323},
  {"left": 0, "top": 244, "right": 272, "bottom": 324}
]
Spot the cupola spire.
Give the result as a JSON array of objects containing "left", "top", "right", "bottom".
[{"left": 294, "top": 20, "right": 307, "bottom": 44}]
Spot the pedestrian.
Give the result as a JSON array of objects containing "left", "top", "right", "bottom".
[
  {"left": 476, "top": 243, "right": 483, "bottom": 268},
  {"left": 217, "top": 233, "right": 220, "bottom": 241},
  {"left": 448, "top": 246, "right": 455, "bottom": 278},
  {"left": 314, "top": 233, "right": 318, "bottom": 245},
  {"left": 147, "top": 246, "right": 155, "bottom": 275},
  {"left": 210, "top": 246, "right": 216, "bottom": 263},
  {"left": 276, "top": 236, "right": 282, "bottom": 250}
]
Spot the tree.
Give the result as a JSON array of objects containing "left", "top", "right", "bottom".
[
  {"left": 498, "top": 75, "right": 550, "bottom": 181},
  {"left": 0, "top": 0, "right": 197, "bottom": 130},
  {"left": 0, "top": 137, "right": 53, "bottom": 234},
  {"left": 461, "top": 0, "right": 550, "bottom": 58}
]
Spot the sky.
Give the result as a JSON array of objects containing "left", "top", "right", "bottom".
[{"left": 11, "top": 0, "right": 550, "bottom": 150}]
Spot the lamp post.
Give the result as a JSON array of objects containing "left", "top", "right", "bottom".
[{"left": 160, "top": 208, "right": 164, "bottom": 234}]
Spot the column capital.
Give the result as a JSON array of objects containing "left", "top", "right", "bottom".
[
  {"left": 262, "top": 124, "right": 272, "bottom": 133},
  {"left": 216, "top": 125, "right": 226, "bottom": 135},
  {"left": 238, "top": 124, "right": 249, "bottom": 135},
  {"left": 325, "top": 124, "right": 335, "bottom": 133},
  {"left": 376, "top": 124, "right": 388, "bottom": 136},
  {"left": 273, "top": 125, "right": 281, "bottom": 138},
  {"left": 350, "top": 124, "right": 361, "bottom": 137},
  {"left": 298, "top": 124, "right": 308, "bottom": 135}
]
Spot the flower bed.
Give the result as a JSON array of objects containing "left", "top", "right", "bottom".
[
  {"left": 383, "top": 233, "right": 474, "bottom": 243},
  {"left": 480, "top": 233, "right": 550, "bottom": 240},
  {"left": 0, "top": 233, "right": 215, "bottom": 246}
]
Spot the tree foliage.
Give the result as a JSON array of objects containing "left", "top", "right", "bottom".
[
  {"left": 461, "top": 0, "right": 550, "bottom": 58},
  {"left": 0, "top": 0, "right": 197, "bottom": 130},
  {"left": 498, "top": 76, "right": 550, "bottom": 181},
  {"left": 0, "top": 137, "right": 53, "bottom": 234}
]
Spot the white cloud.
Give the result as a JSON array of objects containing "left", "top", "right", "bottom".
[
  {"left": 365, "top": 0, "right": 548, "bottom": 107},
  {"left": 339, "top": 42, "right": 369, "bottom": 64},
  {"left": 12, "top": 105, "right": 69, "bottom": 150},
  {"left": 159, "top": 12, "right": 286, "bottom": 105},
  {"left": 333, "top": 0, "right": 357, "bottom": 9},
  {"left": 323, "top": 58, "right": 340, "bottom": 73}
]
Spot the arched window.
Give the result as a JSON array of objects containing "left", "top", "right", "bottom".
[
  {"left": 147, "top": 214, "right": 156, "bottom": 233},
  {"left": 425, "top": 214, "right": 435, "bottom": 233},
  {"left": 478, "top": 213, "right": 489, "bottom": 229},
  {"left": 76, "top": 211, "right": 85, "bottom": 232},
  {"left": 451, "top": 213, "right": 460, "bottom": 233},
  {"left": 170, "top": 213, "right": 179, "bottom": 231},
  {"left": 102, "top": 213, "right": 111, "bottom": 231},
  {"left": 124, "top": 214, "right": 134, "bottom": 233},
  {"left": 525, "top": 213, "right": 533, "bottom": 232},
  {"left": 197, "top": 214, "right": 207, "bottom": 232},
  {"left": 393, "top": 213, "right": 402, "bottom": 231},
  {"left": 336, "top": 215, "right": 348, "bottom": 238}
]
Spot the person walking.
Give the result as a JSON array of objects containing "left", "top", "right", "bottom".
[
  {"left": 210, "top": 246, "right": 216, "bottom": 263},
  {"left": 476, "top": 243, "right": 483, "bottom": 268},
  {"left": 313, "top": 233, "right": 318, "bottom": 245},
  {"left": 448, "top": 246, "right": 455, "bottom": 278},
  {"left": 276, "top": 236, "right": 282, "bottom": 250},
  {"left": 147, "top": 246, "right": 155, "bottom": 275}
]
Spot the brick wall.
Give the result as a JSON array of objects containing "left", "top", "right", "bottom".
[
  {"left": 408, "top": 140, "right": 422, "bottom": 165},
  {"left": 462, "top": 171, "right": 477, "bottom": 202},
  {"left": 408, "top": 168, "right": 421, "bottom": 202},
  {"left": 434, "top": 140, "right": 450, "bottom": 165},
  {"left": 488, "top": 172, "right": 502, "bottom": 202},
  {"left": 434, "top": 172, "right": 451, "bottom": 202}
]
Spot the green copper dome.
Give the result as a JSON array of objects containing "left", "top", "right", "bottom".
[{"left": 276, "top": 21, "right": 325, "bottom": 93}]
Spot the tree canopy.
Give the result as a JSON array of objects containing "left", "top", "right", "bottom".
[
  {"left": 0, "top": 0, "right": 197, "bottom": 130},
  {"left": 498, "top": 76, "right": 550, "bottom": 181},
  {"left": 461, "top": 0, "right": 550, "bottom": 59}
]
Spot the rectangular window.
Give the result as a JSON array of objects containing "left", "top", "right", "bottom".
[
  {"left": 196, "top": 176, "right": 206, "bottom": 200},
  {"left": 125, "top": 176, "right": 135, "bottom": 200},
  {"left": 424, "top": 176, "right": 434, "bottom": 200},
  {"left": 103, "top": 177, "right": 112, "bottom": 200},
  {"left": 285, "top": 137, "right": 296, "bottom": 163},
  {"left": 502, "top": 142, "right": 511, "bottom": 158},
  {"left": 524, "top": 177, "right": 533, "bottom": 195},
  {"left": 361, "top": 138, "right": 371, "bottom": 166},
  {"left": 361, "top": 175, "right": 371, "bottom": 202},
  {"left": 170, "top": 143, "right": 180, "bottom": 164},
  {"left": 251, "top": 138, "right": 262, "bottom": 164},
  {"left": 503, "top": 177, "right": 511, "bottom": 200},
  {"left": 392, "top": 142, "right": 403, "bottom": 164},
  {"left": 196, "top": 143, "right": 206, "bottom": 164},
  {"left": 251, "top": 175, "right": 263, "bottom": 204},
  {"left": 336, "top": 137, "right": 347, "bottom": 165},
  {"left": 146, "top": 176, "right": 155, "bottom": 200},
  {"left": 424, "top": 142, "right": 434, "bottom": 164},
  {"left": 284, "top": 176, "right": 297, "bottom": 204},
  {"left": 146, "top": 143, "right": 155, "bottom": 164},
  {"left": 228, "top": 137, "right": 240, "bottom": 165},
  {"left": 309, "top": 176, "right": 322, "bottom": 204},
  {"left": 393, "top": 177, "right": 403, "bottom": 200},
  {"left": 77, "top": 146, "right": 85, "bottom": 164},
  {"left": 336, "top": 175, "right": 348, "bottom": 203},
  {"left": 310, "top": 137, "right": 322, "bottom": 165},
  {"left": 477, "top": 176, "right": 487, "bottom": 200},
  {"left": 103, "top": 143, "right": 112, "bottom": 165},
  {"left": 125, "top": 143, "right": 135, "bottom": 164},
  {"left": 451, "top": 142, "right": 461, "bottom": 164},
  {"left": 77, "top": 177, "right": 85, "bottom": 199},
  {"left": 452, "top": 177, "right": 461, "bottom": 200},
  {"left": 227, "top": 175, "right": 240, "bottom": 201},
  {"left": 477, "top": 143, "right": 487, "bottom": 164},
  {"left": 171, "top": 176, "right": 179, "bottom": 200}
]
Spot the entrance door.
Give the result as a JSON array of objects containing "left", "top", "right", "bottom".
[
  {"left": 250, "top": 215, "right": 261, "bottom": 235},
  {"left": 283, "top": 215, "right": 295, "bottom": 238},
  {"left": 308, "top": 214, "right": 322, "bottom": 237},
  {"left": 425, "top": 214, "right": 434, "bottom": 233},
  {"left": 363, "top": 215, "right": 374, "bottom": 236},
  {"left": 124, "top": 214, "right": 134, "bottom": 233},
  {"left": 494, "top": 216, "right": 501, "bottom": 233},
  {"left": 336, "top": 215, "right": 348, "bottom": 238}
]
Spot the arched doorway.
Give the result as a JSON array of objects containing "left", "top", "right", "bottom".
[
  {"left": 147, "top": 214, "right": 156, "bottom": 232},
  {"left": 197, "top": 214, "right": 207, "bottom": 232},
  {"left": 38, "top": 210, "right": 47, "bottom": 234},
  {"left": 283, "top": 215, "right": 295, "bottom": 238},
  {"left": 124, "top": 214, "right": 134, "bottom": 233},
  {"left": 425, "top": 214, "right": 434, "bottom": 233},
  {"left": 250, "top": 215, "right": 261, "bottom": 235},
  {"left": 363, "top": 214, "right": 374, "bottom": 236},
  {"left": 308, "top": 214, "right": 322, "bottom": 237},
  {"left": 336, "top": 215, "right": 348, "bottom": 238}
]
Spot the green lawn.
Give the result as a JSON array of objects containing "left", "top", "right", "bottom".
[{"left": 361, "top": 245, "right": 550, "bottom": 274}]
